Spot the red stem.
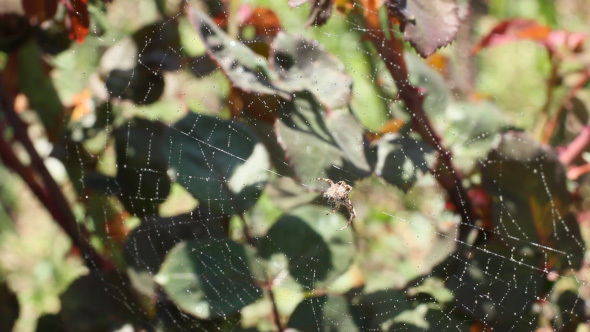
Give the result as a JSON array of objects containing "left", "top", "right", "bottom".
[
  {"left": 267, "top": 283, "right": 284, "bottom": 332},
  {"left": 560, "top": 125, "right": 590, "bottom": 166},
  {"left": 363, "top": 17, "right": 477, "bottom": 241},
  {"left": 0, "top": 84, "right": 105, "bottom": 269}
]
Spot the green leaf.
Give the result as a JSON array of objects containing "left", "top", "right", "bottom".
[
  {"left": 349, "top": 289, "right": 410, "bottom": 331},
  {"left": 481, "top": 131, "right": 584, "bottom": 271},
  {"left": 442, "top": 101, "right": 507, "bottom": 172},
  {"left": 165, "top": 112, "right": 270, "bottom": 214},
  {"left": 124, "top": 207, "right": 229, "bottom": 295},
  {"left": 388, "top": 0, "right": 460, "bottom": 57},
  {"left": 105, "top": 66, "right": 165, "bottom": 105},
  {"left": 374, "top": 134, "right": 436, "bottom": 191},
  {"left": 60, "top": 272, "right": 137, "bottom": 332},
  {"left": 275, "top": 93, "right": 370, "bottom": 187},
  {"left": 187, "top": 8, "right": 290, "bottom": 98},
  {"left": 383, "top": 303, "right": 470, "bottom": 331},
  {"left": 115, "top": 118, "right": 171, "bottom": 217},
  {"left": 156, "top": 239, "right": 263, "bottom": 319},
  {"left": 259, "top": 205, "right": 354, "bottom": 290},
  {"left": 445, "top": 241, "right": 543, "bottom": 329},
  {"left": 17, "top": 39, "right": 64, "bottom": 137},
  {"left": 132, "top": 20, "right": 182, "bottom": 71},
  {"left": 270, "top": 32, "right": 352, "bottom": 109},
  {"left": 287, "top": 295, "right": 358, "bottom": 331}
]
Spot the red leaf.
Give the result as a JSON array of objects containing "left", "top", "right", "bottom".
[
  {"left": 22, "top": 0, "right": 58, "bottom": 23},
  {"left": 472, "top": 18, "right": 585, "bottom": 56},
  {"left": 60, "top": 0, "right": 89, "bottom": 43},
  {"left": 387, "top": 0, "right": 460, "bottom": 57}
]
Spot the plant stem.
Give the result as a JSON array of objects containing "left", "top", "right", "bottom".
[
  {"left": 537, "top": 57, "right": 561, "bottom": 143},
  {"left": 228, "top": 0, "right": 240, "bottom": 39},
  {"left": 542, "top": 68, "right": 590, "bottom": 143},
  {"left": 267, "top": 282, "right": 284, "bottom": 332},
  {"left": 359, "top": 8, "right": 477, "bottom": 242},
  {"left": 559, "top": 125, "right": 590, "bottom": 166},
  {"left": 0, "top": 84, "right": 105, "bottom": 269}
]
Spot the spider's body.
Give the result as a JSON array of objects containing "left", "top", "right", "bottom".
[{"left": 314, "top": 178, "right": 356, "bottom": 230}]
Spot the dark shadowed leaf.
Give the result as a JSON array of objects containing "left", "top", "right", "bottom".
[
  {"left": 383, "top": 304, "right": 470, "bottom": 331},
  {"left": 374, "top": 134, "right": 436, "bottom": 191},
  {"left": 187, "top": 8, "right": 290, "bottom": 98},
  {"left": 36, "top": 314, "right": 67, "bottom": 332},
  {"left": 481, "top": 131, "right": 584, "bottom": 271},
  {"left": 271, "top": 32, "right": 353, "bottom": 110},
  {"left": 105, "top": 66, "right": 165, "bottom": 105},
  {"left": 287, "top": 295, "right": 358, "bottom": 331},
  {"left": 444, "top": 241, "right": 544, "bottom": 329},
  {"left": 115, "top": 118, "right": 171, "bottom": 217},
  {"left": 156, "top": 239, "right": 263, "bottom": 319},
  {"left": 259, "top": 205, "right": 354, "bottom": 290},
  {"left": 165, "top": 112, "right": 270, "bottom": 215},
  {"left": 349, "top": 289, "right": 410, "bottom": 330},
  {"left": 124, "top": 208, "right": 229, "bottom": 295},
  {"left": 60, "top": 272, "right": 137, "bottom": 332},
  {"left": 275, "top": 93, "right": 370, "bottom": 187},
  {"left": 0, "top": 283, "right": 18, "bottom": 332},
  {"left": 0, "top": 14, "right": 32, "bottom": 52},
  {"left": 132, "top": 21, "right": 182, "bottom": 71},
  {"left": 154, "top": 297, "right": 244, "bottom": 332},
  {"left": 388, "top": 0, "right": 460, "bottom": 57},
  {"left": 22, "top": 0, "right": 58, "bottom": 23}
]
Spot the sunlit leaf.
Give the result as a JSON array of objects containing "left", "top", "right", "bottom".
[
  {"left": 271, "top": 32, "right": 353, "bottom": 110},
  {"left": 124, "top": 207, "right": 229, "bottom": 295},
  {"left": 259, "top": 205, "right": 355, "bottom": 289},
  {"left": 275, "top": 92, "right": 370, "bottom": 187},
  {"left": 156, "top": 239, "right": 263, "bottom": 319},
  {"left": 188, "top": 8, "right": 290, "bottom": 99},
  {"left": 165, "top": 112, "right": 270, "bottom": 214},
  {"left": 374, "top": 134, "right": 436, "bottom": 191}
]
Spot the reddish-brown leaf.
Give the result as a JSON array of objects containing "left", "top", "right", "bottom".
[
  {"left": 22, "top": 0, "right": 58, "bottom": 23},
  {"left": 60, "top": 0, "right": 89, "bottom": 43},
  {"left": 387, "top": 0, "right": 460, "bottom": 57},
  {"left": 360, "top": 0, "right": 382, "bottom": 31},
  {"left": 472, "top": 18, "right": 585, "bottom": 56}
]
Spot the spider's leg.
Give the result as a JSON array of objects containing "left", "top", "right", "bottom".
[
  {"left": 337, "top": 202, "right": 356, "bottom": 231},
  {"left": 338, "top": 219, "right": 352, "bottom": 231},
  {"left": 326, "top": 207, "right": 338, "bottom": 215},
  {"left": 315, "top": 177, "right": 334, "bottom": 185}
]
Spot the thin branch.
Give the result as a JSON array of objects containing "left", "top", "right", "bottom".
[
  {"left": 267, "top": 281, "right": 284, "bottom": 332},
  {"left": 560, "top": 125, "right": 590, "bottom": 166},
  {"left": 536, "top": 57, "right": 561, "bottom": 141},
  {"left": 357, "top": 7, "right": 478, "bottom": 242},
  {"left": 567, "top": 163, "right": 590, "bottom": 180},
  {"left": 542, "top": 68, "right": 590, "bottom": 143},
  {"left": 0, "top": 84, "right": 105, "bottom": 269}
]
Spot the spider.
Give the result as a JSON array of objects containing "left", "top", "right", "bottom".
[{"left": 314, "top": 177, "right": 356, "bottom": 231}]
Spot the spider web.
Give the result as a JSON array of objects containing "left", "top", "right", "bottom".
[{"left": 10, "top": 0, "right": 590, "bottom": 331}]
